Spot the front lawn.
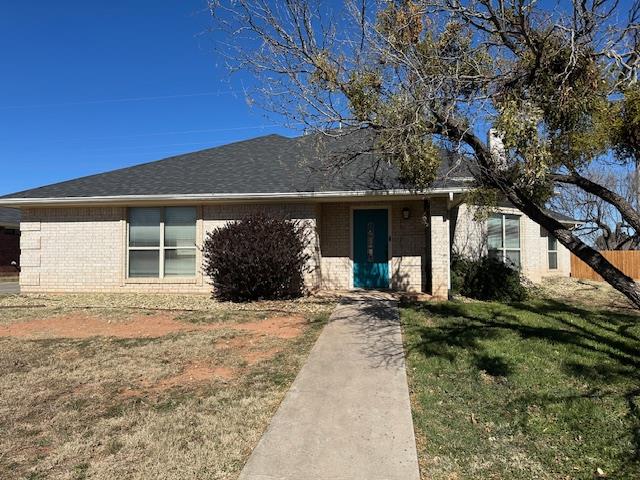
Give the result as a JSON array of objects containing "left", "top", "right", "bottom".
[
  {"left": 0, "top": 293, "right": 333, "bottom": 480},
  {"left": 402, "top": 293, "right": 640, "bottom": 479}
]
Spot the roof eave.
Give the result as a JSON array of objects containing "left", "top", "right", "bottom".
[
  {"left": 558, "top": 219, "right": 583, "bottom": 226},
  {"left": 0, "top": 187, "right": 472, "bottom": 207}
]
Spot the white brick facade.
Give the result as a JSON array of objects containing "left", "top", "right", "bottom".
[
  {"left": 451, "top": 203, "right": 571, "bottom": 282},
  {"left": 19, "top": 197, "right": 570, "bottom": 296},
  {"left": 20, "top": 203, "right": 319, "bottom": 294},
  {"left": 429, "top": 197, "right": 451, "bottom": 299}
]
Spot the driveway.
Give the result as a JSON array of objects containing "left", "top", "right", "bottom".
[
  {"left": 0, "top": 282, "right": 19, "bottom": 295},
  {"left": 239, "top": 292, "right": 420, "bottom": 480}
]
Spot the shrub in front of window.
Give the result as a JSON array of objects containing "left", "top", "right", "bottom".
[
  {"left": 450, "top": 252, "right": 471, "bottom": 294},
  {"left": 202, "top": 213, "right": 311, "bottom": 301},
  {"left": 451, "top": 254, "right": 527, "bottom": 302}
]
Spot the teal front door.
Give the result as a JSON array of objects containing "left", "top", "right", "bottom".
[{"left": 353, "top": 209, "right": 389, "bottom": 289}]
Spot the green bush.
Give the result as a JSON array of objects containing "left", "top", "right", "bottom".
[
  {"left": 450, "top": 253, "right": 471, "bottom": 294},
  {"left": 202, "top": 213, "right": 310, "bottom": 301},
  {"left": 451, "top": 253, "right": 527, "bottom": 302}
]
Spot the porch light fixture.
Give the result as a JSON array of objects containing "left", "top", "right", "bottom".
[{"left": 402, "top": 207, "right": 411, "bottom": 220}]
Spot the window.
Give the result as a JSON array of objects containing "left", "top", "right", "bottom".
[
  {"left": 548, "top": 234, "right": 558, "bottom": 270},
  {"left": 128, "top": 207, "right": 197, "bottom": 278},
  {"left": 488, "top": 213, "right": 521, "bottom": 268}
]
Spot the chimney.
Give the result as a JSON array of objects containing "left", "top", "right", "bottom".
[{"left": 488, "top": 128, "right": 507, "bottom": 170}]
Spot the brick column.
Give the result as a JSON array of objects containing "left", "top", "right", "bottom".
[{"left": 429, "top": 197, "right": 450, "bottom": 299}]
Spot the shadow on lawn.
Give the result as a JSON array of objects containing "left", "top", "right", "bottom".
[{"left": 403, "top": 298, "right": 640, "bottom": 476}]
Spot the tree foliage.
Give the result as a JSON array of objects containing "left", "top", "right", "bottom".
[{"left": 210, "top": 0, "right": 640, "bottom": 308}]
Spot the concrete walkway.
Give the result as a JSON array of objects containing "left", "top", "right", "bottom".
[{"left": 239, "top": 293, "right": 420, "bottom": 480}]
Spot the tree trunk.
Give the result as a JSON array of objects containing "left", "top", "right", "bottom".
[
  {"left": 505, "top": 188, "right": 640, "bottom": 309},
  {"left": 552, "top": 172, "right": 640, "bottom": 234},
  {"left": 438, "top": 115, "right": 640, "bottom": 309}
]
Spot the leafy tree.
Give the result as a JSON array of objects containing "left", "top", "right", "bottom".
[{"left": 210, "top": 0, "right": 640, "bottom": 307}]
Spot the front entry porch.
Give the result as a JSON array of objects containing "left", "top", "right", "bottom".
[{"left": 315, "top": 197, "right": 451, "bottom": 298}]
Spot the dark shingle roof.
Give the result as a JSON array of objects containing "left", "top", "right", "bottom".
[
  {"left": 1, "top": 131, "right": 472, "bottom": 200},
  {"left": 0, "top": 207, "right": 20, "bottom": 226}
]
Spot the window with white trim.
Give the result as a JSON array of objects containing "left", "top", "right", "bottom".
[
  {"left": 548, "top": 234, "right": 558, "bottom": 270},
  {"left": 488, "top": 213, "right": 521, "bottom": 268},
  {"left": 128, "top": 207, "right": 197, "bottom": 278}
]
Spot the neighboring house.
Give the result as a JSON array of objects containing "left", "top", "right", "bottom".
[
  {"left": 0, "top": 131, "right": 576, "bottom": 297},
  {"left": 0, "top": 207, "right": 20, "bottom": 272}
]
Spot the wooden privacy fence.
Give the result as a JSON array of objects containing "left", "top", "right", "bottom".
[{"left": 571, "top": 250, "right": 640, "bottom": 281}]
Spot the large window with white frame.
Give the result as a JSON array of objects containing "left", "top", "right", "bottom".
[
  {"left": 488, "top": 213, "right": 521, "bottom": 268},
  {"left": 128, "top": 207, "right": 197, "bottom": 278}
]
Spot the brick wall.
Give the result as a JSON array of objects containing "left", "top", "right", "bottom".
[
  {"left": 451, "top": 203, "right": 571, "bottom": 283},
  {"left": 390, "top": 201, "right": 426, "bottom": 292},
  {"left": 450, "top": 203, "right": 486, "bottom": 260},
  {"left": 429, "top": 197, "right": 450, "bottom": 299},
  {"left": 523, "top": 221, "right": 571, "bottom": 281},
  {"left": 20, "top": 207, "right": 126, "bottom": 292},
  {"left": 318, "top": 200, "right": 427, "bottom": 292},
  {"left": 18, "top": 200, "right": 572, "bottom": 296},
  {"left": 20, "top": 204, "right": 320, "bottom": 294},
  {"left": 318, "top": 203, "right": 351, "bottom": 290}
]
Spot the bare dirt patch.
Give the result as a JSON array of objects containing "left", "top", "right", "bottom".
[
  {"left": 217, "top": 335, "right": 258, "bottom": 350},
  {"left": 0, "top": 312, "right": 217, "bottom": 339},
  {"left": 0, "top": 312, "right": 310, "bottom": 341},
  {"left": 121, "top": 363, "right": 237, "bottom": 399},
  {"left": 234, "top": 315, "right": 307, "bottom": 339}
]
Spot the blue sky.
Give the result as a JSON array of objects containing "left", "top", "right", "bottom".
[
  {"left": 1, "top": 1, "right": 636, "bottom": 196},
  {"left": 0, "top": 1, "right": 296, "bottom": 195}
]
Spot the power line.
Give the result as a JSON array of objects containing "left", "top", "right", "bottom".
[
  {"left": 76, "top": 141, "right": 226, "bottom": 154},
  {"left": 55, "top": 124, "right": 283, "bottom": 142},
  {"left": 0, "top": 90, "right": 243, "bottom": 110}
]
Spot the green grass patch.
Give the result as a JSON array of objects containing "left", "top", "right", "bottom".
[{"left": 402, "top": 298, "right": 640, "bottom": 479}]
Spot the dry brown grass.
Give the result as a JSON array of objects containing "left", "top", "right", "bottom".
[
  {"left": 537, "top": 276, "right": 636, "bottom": 312},
  {"left": 0, "top": 294, "right": 334, "bottom": 480}
]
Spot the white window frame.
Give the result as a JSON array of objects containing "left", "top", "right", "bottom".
[
  {"left": 548, "top": 234, "right": 558, "bottom": 270},
  {"left": 127, "top": 207, "right": 197, "bottom": 279},
  {"left": 488, "top": 213, "right": 521, "bottom": 268}
]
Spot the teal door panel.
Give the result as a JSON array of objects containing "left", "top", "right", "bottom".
[{"left": 353, "top": 209, "right": 389, "bottom": 289}]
